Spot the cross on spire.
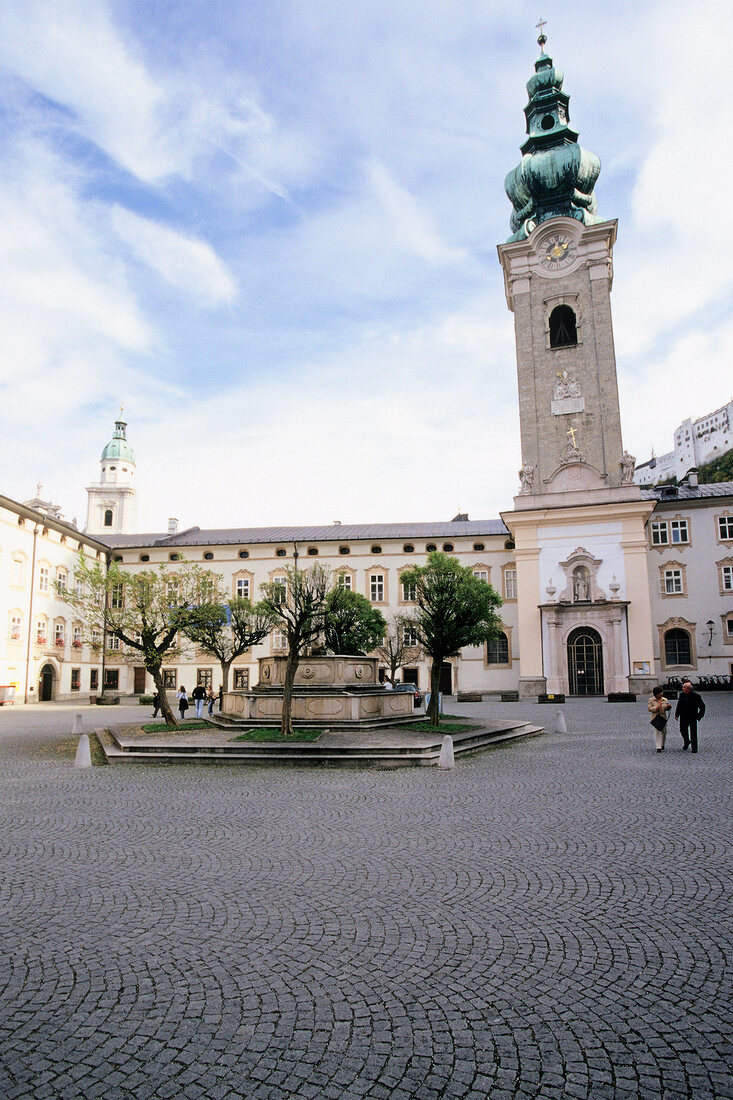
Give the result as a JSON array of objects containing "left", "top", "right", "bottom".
[{"left": 536, "top": 17, "right": 547, "bottom": 52}]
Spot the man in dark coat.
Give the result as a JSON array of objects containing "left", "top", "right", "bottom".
[{"left": 674, "top": 680, "right": 706, "bottom": 753}]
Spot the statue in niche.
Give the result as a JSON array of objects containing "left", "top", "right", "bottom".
[
  {"left": 553, "top": 371, "right": 581, "bottom": 400},
  {"left": 518, "top": 463, "right": 535, "bottom": 494},
  {"left": 620, "top": 450, "right": 636, "bottom": 485},
  {"left": 573, "top": 567, "right": 590, "bottom": 602}
]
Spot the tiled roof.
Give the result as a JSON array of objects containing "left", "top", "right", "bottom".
[
  {"left": 103, "top": 519, "right": 511, "bottom": 550},
  {"left": 642, "top": 481, "right": 733, "bottom": 502}
]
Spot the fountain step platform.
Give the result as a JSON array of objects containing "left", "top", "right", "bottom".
[{"left": 96, "top": 719, "right": 544, "bottom": 767}]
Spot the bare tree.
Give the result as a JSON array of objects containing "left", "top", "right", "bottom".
[
  {"left": 176, "top": 597, "right": 277, "bottom": 693},
  {"left": 260, "top": 564, "right": 331, "bottom": 736},
  {"left": 375, "top": 615, "right": 423, "bottom": 685},
  {"left": 60, "top": 554, "right": 217, "bottom": 728}
]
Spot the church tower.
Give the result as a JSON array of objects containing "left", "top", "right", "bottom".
[
  {"left": 499, "top": 30, "right": 656, "bottom": 699},
  {"left": 85, "top": 416, "right": 137, "bottom": 536}
]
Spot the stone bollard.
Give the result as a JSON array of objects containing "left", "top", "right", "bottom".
[
  {"left": 72, "top": 713, "right": 84, "bottom": 735},
  {"left": 74, "top": 734, "right": 92, "bottom": 768},
  {"left": 438, "top": 735, "right": 455, "bottom": 770},
  {"left": 556, "top": 712, "right": 568, "bottom": 734}
]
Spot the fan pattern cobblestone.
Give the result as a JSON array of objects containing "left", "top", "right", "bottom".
[{"left": 0, "top": 698, "right": 731, "bottom": 1099}]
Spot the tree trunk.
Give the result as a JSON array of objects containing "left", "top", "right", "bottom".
[
  {"left": 428, "top": 658, "right": 442, "bottom": 727},
  {"left": 151, "top": 665, "right": 178, "bottom": 728},
  {"left": 220, "top": 659, "right": 232, "bottom": 695},
  {"left": 281, "top": 651, "right": 299, "bottom": 737}
]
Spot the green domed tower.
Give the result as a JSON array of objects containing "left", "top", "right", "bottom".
[
  {"left": 85, "top": 415, "right": 137, "bottom": 535},
  {"left": 505, "top": 29, "right": 602, "bottom": 242},
  {"left": 497, "top": 29, "right": 657, "bottom": 703}
]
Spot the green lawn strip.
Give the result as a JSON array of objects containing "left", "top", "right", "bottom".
[
  {"left": 395, "top": 720, "right": 481, "bottom": 734},
  {"left": 231, "top": 728, "right": 323, "bottom": 742},
  {"left": 140, "top": 719, "right": 215, "bottom": 734}
]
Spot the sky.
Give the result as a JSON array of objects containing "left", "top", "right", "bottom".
[{"left": 0, "top": 0, "right": 731, "bottom": 533}]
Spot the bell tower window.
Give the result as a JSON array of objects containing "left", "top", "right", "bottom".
[
  {"left": 104, "top": 509, "right": 114, "bottom": 528},
  {"left": 549, "top": 305, "right": 577, "bottom": 348}
]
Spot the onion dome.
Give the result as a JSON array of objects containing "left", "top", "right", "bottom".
[
  {"left": 505, "top": 31, "right": 602, "bottom": 242},
  {"left": 101, "top": 419, "right": 136, "bottom": 464}
]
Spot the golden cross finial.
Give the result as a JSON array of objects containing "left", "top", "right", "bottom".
[
  {"left": 536, "top": 17, "right": 548, "bottom": 52},
  {"left": 567, "top": 426, "right": 578, "bottom": 448}
]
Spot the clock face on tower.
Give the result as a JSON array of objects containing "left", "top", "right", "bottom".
[{"left": 539, "top": 233, "right": 576, "bottom": 271}]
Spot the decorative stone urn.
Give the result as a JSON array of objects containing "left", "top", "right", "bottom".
[{"left": 222, "top": 655, "right": 415, "bottom": 728}]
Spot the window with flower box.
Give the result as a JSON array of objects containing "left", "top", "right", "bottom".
[
  {"left": 71, "top": 669, "right": 81, "bottom": 691},
  {"left": 8, "top": 613, "right": 22, "bottom": 641},
  {"left": 72, "top": 625, "right": 83, "bottom": 648},
  {"left": 36, "top": 619, "right": 47, "bottom": 645},
  {"left": 54, "top": 623, "right": 65, "bottom": 647}
]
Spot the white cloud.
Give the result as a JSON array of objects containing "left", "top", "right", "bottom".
[{"left": 110, "top": 207, "right": 236, "bottom": 307}]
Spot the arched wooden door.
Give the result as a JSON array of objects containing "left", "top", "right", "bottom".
[
  {"left": 567, "top": 627, "right": 604, "bottom": 696},
  {"left": 39, "top": 664, "right": 55, "bottom": 701}
]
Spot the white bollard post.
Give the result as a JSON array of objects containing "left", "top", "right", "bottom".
[
  {"left": 72, "top": 713, "right": 84, "bottom": 735},
  {"left": 555, "top": 712, "right": 567, "bottom": 734},
  {"left": 438, "top": 735, "right": 455, "bottom": 769},
  {"left": 74, "top": 734, "right": 92, "bottom": 768}
]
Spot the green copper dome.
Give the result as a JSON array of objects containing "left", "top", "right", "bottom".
[
  {"left": 505, "top": 37, "right": 602, "bottom": 242},
  {"left": 101, "top": 419, "right": 136, "bottom": 464}
]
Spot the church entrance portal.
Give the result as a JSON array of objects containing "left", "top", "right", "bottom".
[
  {"left": 39, "top": 665, "right": 55, "bottom": 701},
  {"left": 567, "top": 628, "right": 604, "bottom": 696}
]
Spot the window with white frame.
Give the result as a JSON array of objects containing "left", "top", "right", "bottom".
[
  {"left": 166, "top": 579, "right": 180, "bottom": 606},
  {"left": 72, "top": 625, "right": 83, "bottom": 648},
  {"left": 401, "top": 578, "right": 416, "bottom": 602},
  {"left": 650, "top": 521, "right": 668, "bottom": 546},
  {"left": 336, "top": 572, "right": 352, "bottom": 591},
  {"left": 662, "top": 568, "right": 684, "bottom": 595},
  {"left": 54, "top": 622, "right": 65, "bottom": 645},
  {"left": 670, "top": 519, "right": 690, "bottom": 544},
  {"left": 235, "top": 577, "right": 250, "bottom": 600},
  {"left": 504, "top": 568, "right": 517, "bottom": 600},
  {"left": 56, "top": 569, "right": 68, "bottom": 592},
  {"left": 722, "top": 565, "right": 733, "bottom": 592},
  {"left": 271, "top": 576, "right": 287, "bottom": 603},
  {"left": 234, "top": 668, "right": 250, "bottom": 689},
  {"left": 725, "top": 616, "right": 733, "bottom": 639},
  {"left": 91, "top": 629, "right": 102, "bottom": 649},
  {"left": 719, "top": 515, "right": 733, "bottom": 540},
  {"left": 472, "top": 570, "right": 488, "bottom": 583},
  {"left": 108, "top": 635, "right": 121, "bottom": 651},
  {"left": 36, "top": 619, "right": 47, "bottom": 644},
  {"left": 402, "top": 625, "right": 419, "bottom": 648},
  {"left": 74, "top": 576, "right": 84, "bottom": 597},
  {"left": 9, "top": 613, "right": 22, "bottom": 641},
  {"left": 272, "top": 628, "right": 288, "bottom": 652},
  {"left": 163, "top": 669, "right": 177, "bottom": 689},
  {"left": 39, "top": 565, "right": 50, "bottom": 592},
  {"left": 370, "top": 574, "right": 385, "bottom": 602},
  {"left": 110, "top": 583, "right": 124, "bottom": 609}
]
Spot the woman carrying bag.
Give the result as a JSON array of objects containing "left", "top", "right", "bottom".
[
  {"left": 176, "top": 685, "right": 189, "bottom": 721},
  {"left": 648, "top": 686, "right": 671, "bottom": 753}
]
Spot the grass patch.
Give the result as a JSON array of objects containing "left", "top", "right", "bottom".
[
  {"left": 140, "top": 719, "right": 215, "bottom": 734},
  {"left": 231, "top": 728, "right": 324, "bottom": 742},
  {"left": 395, "top": 720, "right": 481, "bottom": 734}
]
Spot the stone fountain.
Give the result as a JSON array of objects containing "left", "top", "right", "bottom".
[{"left": 221, "top": 655, "right": 415, "bottom": 728}]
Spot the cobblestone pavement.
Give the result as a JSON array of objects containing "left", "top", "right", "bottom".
[{"left": 0, "top": 697, "right": 731, "bottom": 1099}]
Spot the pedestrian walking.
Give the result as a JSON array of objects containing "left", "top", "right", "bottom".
[
  {"left": 176, "top": 686, "right": 189, "bottom": 720},
  {"left": 218, "top": 685, "right": 223, "bottom": 711},
  {"left": 206, "top": 687, "right": 215, "bottom": 717},
  {"left": 675, "top": 679, "right": 706, "bottom": 753},
  {"left": 151, "top": 691, "right": 161, "bottom": 718},
  {"left": 191, "top": 682, "right": 206, "bottom": 719},
  {"left": 647, "top": 686, "right": 671, "bottom": 753}
]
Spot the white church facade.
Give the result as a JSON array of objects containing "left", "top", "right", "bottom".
[{"left": 2, "top": 37, "right": 732, "bottom": 703}]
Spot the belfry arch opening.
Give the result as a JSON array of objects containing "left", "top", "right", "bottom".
[{"left": 549, "top": 304, "right": 577, "bottom": 348}]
